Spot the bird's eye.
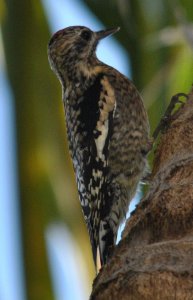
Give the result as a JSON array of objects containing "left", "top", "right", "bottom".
[{"left": 81, "top": 30, "right": 92, "bottom": 41}]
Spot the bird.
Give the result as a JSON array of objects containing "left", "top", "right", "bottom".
[{"left": 48, "top": 25, "right": 151, "bottom": 271}]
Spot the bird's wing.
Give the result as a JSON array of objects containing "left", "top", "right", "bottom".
[{"left": 77, "top": 73, "right": 116, "bottom": 267}]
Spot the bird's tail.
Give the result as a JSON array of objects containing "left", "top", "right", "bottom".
[
  {"left": 89, "top": 218, "right": 114, "bottom": 272},
  {"left": 98, "top": 219, "right": 114, "bottom": 267}
]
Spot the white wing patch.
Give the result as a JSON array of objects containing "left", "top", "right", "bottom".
[
  {"left": 94, "top": 76, "right": 116, "bottom": 160},
  {"left": 95, "top": 119, "right": 109, "bottom": 160}
]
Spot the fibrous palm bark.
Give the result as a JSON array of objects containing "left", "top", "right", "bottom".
[{"left": 91, "top": 89, "right": 193, "bottom": 300}]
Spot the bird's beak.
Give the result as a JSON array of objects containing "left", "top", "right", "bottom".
[{"left": 96, "top": 27, "right": 120, "bottom": 40}]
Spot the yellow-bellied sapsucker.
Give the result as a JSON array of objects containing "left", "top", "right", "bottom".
[{"left": 48, "top": 26, "right": 150, "bottom": 269}]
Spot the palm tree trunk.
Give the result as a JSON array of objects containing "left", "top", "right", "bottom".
[{"left": 91, "top": 88, "right": 193, "bottom": 299}]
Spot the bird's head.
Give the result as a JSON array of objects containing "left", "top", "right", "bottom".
[{"left": 48, "top": 26, "right": 120, "bottom": 81}]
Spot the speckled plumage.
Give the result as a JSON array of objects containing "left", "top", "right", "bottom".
[{"left": 48, "top": 26, "right": 151, "bottom": 269}]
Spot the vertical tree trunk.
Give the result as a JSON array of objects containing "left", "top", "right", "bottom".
[{"left": 91, "top": 89, "right": 193, "bottom": 299}]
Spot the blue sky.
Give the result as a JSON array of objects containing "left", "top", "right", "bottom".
[{"left": 0, "top": 64, "right": 26, "bottom": 300}]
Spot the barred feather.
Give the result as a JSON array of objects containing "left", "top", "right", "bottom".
[{"left": 48, "top": 25, "right": 151, "bottom": 270}]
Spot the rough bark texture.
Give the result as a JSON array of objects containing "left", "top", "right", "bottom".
[{"left": 90, "top": 89, "right": 193, "bottom": 300}]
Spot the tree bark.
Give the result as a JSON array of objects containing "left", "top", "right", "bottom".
[{"left": 90, "top": 88, "right": 193, "bottom": 299}]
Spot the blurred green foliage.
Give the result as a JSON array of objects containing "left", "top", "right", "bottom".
[{"left": 1, "top": 0, "right": 193, "bottom": 299}]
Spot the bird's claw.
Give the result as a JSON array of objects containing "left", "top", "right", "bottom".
[{"left": 152, "top": 93, "right": 188, "bottom": 140}]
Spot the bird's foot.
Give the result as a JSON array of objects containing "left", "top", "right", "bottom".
[{"left": 152, "top": 93, "right": 188, "bottom": 140}]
